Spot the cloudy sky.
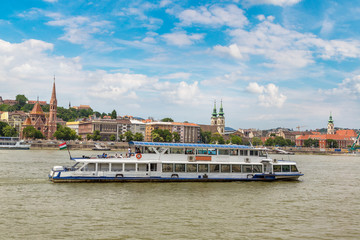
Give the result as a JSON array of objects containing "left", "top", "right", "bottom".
[{"left": 1, "top": 0, "right": 360, "bottom": 130}]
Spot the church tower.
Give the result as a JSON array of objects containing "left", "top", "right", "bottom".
[
  {"left": 47, "top": 77, "right": 57, "bottom": 139},
  {"left": 217, "top": 100, "right": 225, "bottom": 134},
  {"left": 211, "top": 100, "right": 218, "bottom": 126},
  {"left": 327, "top": 112, "right": 335, "bottom": 135}
]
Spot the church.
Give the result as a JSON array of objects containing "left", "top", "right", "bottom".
[
  {"left": 21, "top": 79, "right": 57, "bottom": 139},
  {"left": 211, "top": 100, "right": 225, "bottom": 134}
]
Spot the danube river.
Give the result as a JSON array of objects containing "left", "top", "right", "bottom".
[{"left": 0, "top": 150, "right": 359, "bottom": 240}]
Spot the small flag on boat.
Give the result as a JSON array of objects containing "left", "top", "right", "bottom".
[{"left": 59, "top": 142, "right": 67, "bottom": 150}]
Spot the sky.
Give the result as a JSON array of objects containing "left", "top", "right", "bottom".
[{"left": 1, "top": 0, "right": 360, "bottom": 130}]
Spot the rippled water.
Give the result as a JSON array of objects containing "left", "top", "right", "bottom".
[{"left": 0, "top": 150, "right": 359, "bottom": 239}]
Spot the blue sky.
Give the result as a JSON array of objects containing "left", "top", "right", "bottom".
[{"left": 1, "top": 0, "right": 360, "bottom": 130}]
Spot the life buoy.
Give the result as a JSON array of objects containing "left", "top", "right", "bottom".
[{"left": 136, "top": 153, "right": 142, "bottom": 159}]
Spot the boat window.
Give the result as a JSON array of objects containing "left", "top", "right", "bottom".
[
  {"left": 137, "top": 163, "right": 147, "bottom": 171},
  {"left": 259, "top": 151, "right": 267, "bottom": 157},
  {"left": 230, "top": 150, "right": 238, "bottom": 156},
  {"left": 125, "top": 163, "right": 136, "bottom": 171},
  {"left": 98, "top": 163, "right": 109, "bottom": 171},
  {"left": 210, "top": 164, "right": 219, "bottom": 173},
  {"left": 170, "top": 148, "right": 184, "bottom": 154},
  {"left": 273, "top": 165, "right": 281, "bottom": 172},
  {"left": 187, "top": 164, "right": 197, "bottom": 172},
  {"left": 253, "top": 165, "right": 262, "bottom": 173},
  {"left": 111, "top": 163, "right": 123, "bottom": 172},
  {"left": 291, "top": 165, "right": 298, "bottom": 172},
  {"left": 162, "top": 163, "right": 173, "bottom": 172},
  {"left": 150, "top": 163, "right": 157, "bottom": 171},
  {"left": 175, "top": 164, "right": 186, "bottom": 172},
  {"left": 197, "top": 149, "right": 208, "bottom": 155},
  {"left": 240, "top": 150, "right": 248, "bottom": 156},
  {"left": 282, "top": 165, "right": 290, "bottom": 172},
  {"left": 156, "top": 147, "right": 165, "bottom": 153},
  {"left": 144, "top": 147, "right": 156, "bottom": 154},
  {"left": 221, "top": 164, "right": 230, "bottom": 173},
  {"left": 185, "top": 148, "right": 195, "bottom": 154},
  {"left": 250, "top": 150, "right": 258, "bottom": 156},
  {"left": 84, "top": 163, "right": 95, "bottom": 171},
  {"left": 198, "top": 164, "right": 208, "bottom": 172},
  {"left": 232, "top": 164, "right": 241, "bottom": 172},
  {"left": 242, "top": 165, "right": 252, "bottom": 173},
  {"left": 208, "top": 149, "right": 217, "bottom": 155},
  {"left": 218, "top": 149, "right": 229, "bottom": 155}
]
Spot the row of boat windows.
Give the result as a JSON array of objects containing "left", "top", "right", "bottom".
[
  {"left": 141, "top": 146, "right": 267, "bottom": 157},
  {"left": 81, "top": 163, "right": 298, "bottom": 173}
]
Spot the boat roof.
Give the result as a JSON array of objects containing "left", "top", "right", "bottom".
[{"left": 129, "top": 141, "right": 255, "bottom": 149}]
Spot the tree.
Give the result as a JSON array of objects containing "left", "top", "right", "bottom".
[
  {"left": 53, "top": 125, "right": 78, "bottom": 140},
  {"left": 161, "top": 118, "right": 174, "bottom": 122},
  {"left": 133, "top": 132, "right": 144, "bottom": 141},
  {"left": 92, "top": 130, "right": 101, "bottom": 141},
  {"left": 124, "top": 131, "right": 134, "bottom": 142},
  {"left": 109, "top": 135, "right": 116, "bottom": 141},
  {"left": 2, "top": 125, "right": 17, "bottom": 137},
  {"left": 200, "top": 130, "right": 212, "bottom": 143},
  {"left": 327, "top": 139, "right": 338, "bottom": 148},
  {"left": 252, "top": 137, "right": 263, "bottom": 146},
  {"left": 230, "top": 135, "right": 242, "bottom": 145},
  {"left": 264, "top": 138, "right": 274, "bottom": 146},
  {"left": 172, "top": 132, "right": 180, "bottom": 142},
  {"left": 304, "top": 138, "right": 319, "bottom": 147},
  {"left": 151, "top": 129, "right": 172, "bottom": 142},
  {"left": 87, "top": 134, "right": 92, "bottom": 140},
  {"left": 211, "top": 132, "right": 225, "bottom": 144},
  {"left": 111, "top": 110, "right": 117, "bottom": 119},
  {"left": 15, "top": 94, "right": 28, "bottom": 107},
  {"left": 0, "top": 121, "right": 9, "bottom": 136},
  {"left": 22, "top": 126, "right": 44, "bottom": 139}
]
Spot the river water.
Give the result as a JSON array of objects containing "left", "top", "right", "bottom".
[{"left": 0, "top": 150, "right": 359, "bottom": 240}]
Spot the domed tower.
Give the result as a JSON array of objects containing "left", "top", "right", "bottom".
[
  {"left": 47, "top": 77, "right": 57, "bottom": 139},
  {"left": 327, "top": 112, "right": 335, "bottom": 135},
  {"left": 217, "top": 100, "right": 225, "bottom": 134},
  {"left": 211, "top": 100, "right": 218, "bottom": 126}
]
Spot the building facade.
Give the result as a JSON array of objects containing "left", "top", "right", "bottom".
[{"left": 21, "top": 80, "right": 58, "bottom": 139}]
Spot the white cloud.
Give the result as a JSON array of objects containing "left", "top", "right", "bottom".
[
  {"left": 215, "top": 19, "right": 360, "bottom": 68},
  {"left": 161, "top": 72, "right": 191, "bottom": 80},
  {"left": 201, "top": 71, "right": 242, "bottom": 86},
  {"left": 243, "top": 0, "right": 302, "bottom": 7},
  {"left": 163, "top": 81, "right": 202, "bottom": 105},
  {"left": 162, "top": 32, "right": 204, "bottom": 46},
  {"left": 178, "top": 4, "right": 248, "bottom": 28},
  {"left": 246, "top": 82, "right": 287, "bottom": 108},
  {"left": 47, "top": 16, "right": 112, "bottom": 46},
  {"left": 43, "top": 0, "right": 57, "bottom": 3},
  {"left": 322, "top": 75, "right": 360, "bottom": 97},
  {"left": 213, "top": 44, "right": 243, "bottom": 59}
]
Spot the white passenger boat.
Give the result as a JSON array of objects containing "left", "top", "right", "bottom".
[
  {"left": 0, "top": 137, "right": 31, "bottom": 150},
  {"left": 49, "top": 141, "right": 303, "bottom": 183}
]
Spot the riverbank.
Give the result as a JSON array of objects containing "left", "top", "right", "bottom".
[{"left": 25, "top": 140, "right": 358, "bottom": 155}]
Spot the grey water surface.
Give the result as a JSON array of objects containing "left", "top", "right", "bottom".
[{"left": 0, "top": 150, "right": 359, "bottom": 240}]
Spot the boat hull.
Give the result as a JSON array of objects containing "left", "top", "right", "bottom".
[{"left": 49, "top": 174, "right": 303, "bottom": 183}]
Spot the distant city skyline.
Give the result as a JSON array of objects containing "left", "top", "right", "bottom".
[{"left": 1, "top": 0, "right": 360, "bottom": 130}]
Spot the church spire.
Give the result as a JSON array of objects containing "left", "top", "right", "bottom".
[
  {"left": 51, "top": 76, "right": 57, "bottom": 101},
  {"left": 218, "top": 99, "right": 224, "bottom": 117},
  {"left": 212, "top": 100, "right": 217, "bottom": 117},
  {"left": 328, "top": 111, "right": 333, "bottom": 124}
]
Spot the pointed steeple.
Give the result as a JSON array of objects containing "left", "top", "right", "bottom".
[
  {"left": 30, "top": 99, "right": 44, "bottom": 115},
  {"left": 51, "top": 76, "right": 57, "bottom": 102},
  {"left": 212, "top": 100, "right": 217, "bottom": 117},
  {"left": 218, "top": 99, "right": 224, "bottom": 117},
  {"left": 328, "top": 112, "right": 333, "bottom": 124}
]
